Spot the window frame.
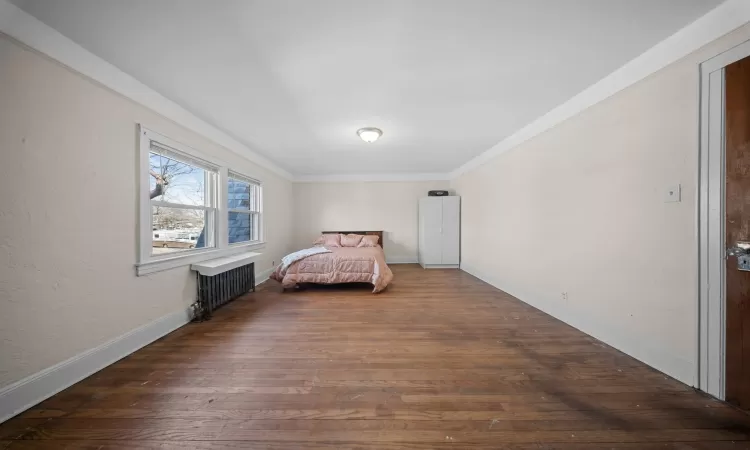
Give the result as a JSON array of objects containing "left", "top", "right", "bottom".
[
  {"left": 227, "top": 171, "right": 263, "bottom": 246},
  {"left": 137, "top": 125, "right": 265, "bottom": 275},
  {"left": 149, "top": 142, "right": 219, "bottom": 254}
]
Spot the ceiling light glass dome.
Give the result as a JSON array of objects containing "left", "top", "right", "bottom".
[{"left": 357, "top": 127, "right": 383, "bottom": 143}]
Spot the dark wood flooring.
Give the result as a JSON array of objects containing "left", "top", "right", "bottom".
[{"left": 2, "top": 264, "right": 750, "bottom": 449}]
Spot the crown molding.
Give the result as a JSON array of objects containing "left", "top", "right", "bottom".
[
  {"left": 450, "top": 0, "right": 750, "bottom": 179},
  {"left": 0, "top": 0, "right": 293, "bottom": 181},
  {"left": 294, "top": 173, "right": 450, "bottom": 183}
]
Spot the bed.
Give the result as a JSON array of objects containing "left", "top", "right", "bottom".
[{"left": 270, "top": 230, "right": 393, "bottom": 293}]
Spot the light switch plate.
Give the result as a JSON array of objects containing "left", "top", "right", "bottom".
[{"left": 665, "top": 184, "right": 681, "bottom": 203}]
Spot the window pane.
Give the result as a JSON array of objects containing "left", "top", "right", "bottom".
[
  {"left": 228, "top": 178, "right": 259, "bottom": 211},
  {"left": 150, "top": 151, "right": 208, "bottom": 206},
  {"left": 152, "top": 206, "right": 214, "bottom": 255},
  {"left": 229, "top": 211, "right": 258, "bottom": 244}
]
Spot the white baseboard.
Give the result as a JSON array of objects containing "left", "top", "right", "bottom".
[
  {"left": 256, "top": 267, "right": 275, "bottom": 285},
  {"left": 0, "top": 309, "right": 190, "bottom": 424},
  {"left": 460, "top": 263, "right": 696, "bottom": 387},
  {"left": 386, "top": 257, "right": 418, "bottom": 264}
]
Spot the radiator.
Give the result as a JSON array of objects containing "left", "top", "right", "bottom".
[{"left": 195, "top": 262, "right": 255, "bottom": 321}]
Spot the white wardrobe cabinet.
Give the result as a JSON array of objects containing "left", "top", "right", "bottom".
[{"left": 418, "top": 196, "right": 460, "bottom": 268}]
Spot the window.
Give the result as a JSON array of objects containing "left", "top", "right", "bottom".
[
  {"left": 137, "top": 126, "right": 264, "bottom": 275},
  {"left": 228, "top": 172, "right": 262, "bottom": 244},
  {"left": 149, "top": 142, "right": 218, "bottom": 255}
]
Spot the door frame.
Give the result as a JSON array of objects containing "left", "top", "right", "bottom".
[{"left": 699, "top": 39, "right": 750, "bottom": 400}]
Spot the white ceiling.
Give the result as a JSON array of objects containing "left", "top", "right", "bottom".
[{"left": 11, "top": 0, "right": 723, "bottom": 176}]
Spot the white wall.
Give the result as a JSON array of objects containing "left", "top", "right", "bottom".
[
  {"left": 452, "top": 23, "right": 750, "bottom": 386},
  {"left": 293, "top": 181, "right": 449, "bottom": 263},
  {"left": 0, "top": 35, "right": 294, "bottom": 389}
]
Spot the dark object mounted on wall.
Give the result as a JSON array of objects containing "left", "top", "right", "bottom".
[{"left": 428, "top": 190, "right": 450, "bottom": 196}]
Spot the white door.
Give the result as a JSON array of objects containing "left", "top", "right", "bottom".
[
  {"left": 441, "top": 196, "right": 460, "bottom": 264},
  {"left": 419, "top": 197, "right": 442, "bottom": 265}
]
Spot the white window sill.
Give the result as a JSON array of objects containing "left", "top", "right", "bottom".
[
  {"left": 136, "top": 242, "right": 266, "bottom": 276},
  {"left": 191, "top": 252, "right": 262, "bottom": 276}
]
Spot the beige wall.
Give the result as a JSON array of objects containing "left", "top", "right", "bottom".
[
  {"left": 293, "top": 181, "right": 450, "bottom": 262},
  {"left": 452, "top": 24, "right": 750, "bottom": 386},
  {"left": 0, "top": 36, "right": 294, "bottom": 389}
]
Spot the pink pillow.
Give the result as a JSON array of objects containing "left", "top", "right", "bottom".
[
  {"left": 341, "top": 234, "right": 364, "bottom": 247},
  {"left": 357, "top": 235, "right": 380, "bottom": 248},
  {"left": 313, "top": 233, "right": 341, "bottom": 247}
]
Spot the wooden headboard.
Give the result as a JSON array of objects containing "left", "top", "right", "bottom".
[{"left": 322, "top": 231, "right": 384, "bottom": 250}]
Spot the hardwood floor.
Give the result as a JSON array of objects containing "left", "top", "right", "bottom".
[{"left": 2, "top": 264, "right": 750, "bottom": 449}]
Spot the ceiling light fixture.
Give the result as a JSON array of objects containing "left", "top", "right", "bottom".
[{"left": 357, "top": 127, "right": 383, "bottom": 143}]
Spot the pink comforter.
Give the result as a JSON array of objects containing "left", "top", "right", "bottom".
[{"left": 270, "top": 246, "right": 393, "bottom": 293}]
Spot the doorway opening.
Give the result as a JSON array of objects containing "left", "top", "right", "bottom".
[{"left": 699, "top": 39, "right": 750, "bottom": 410}]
